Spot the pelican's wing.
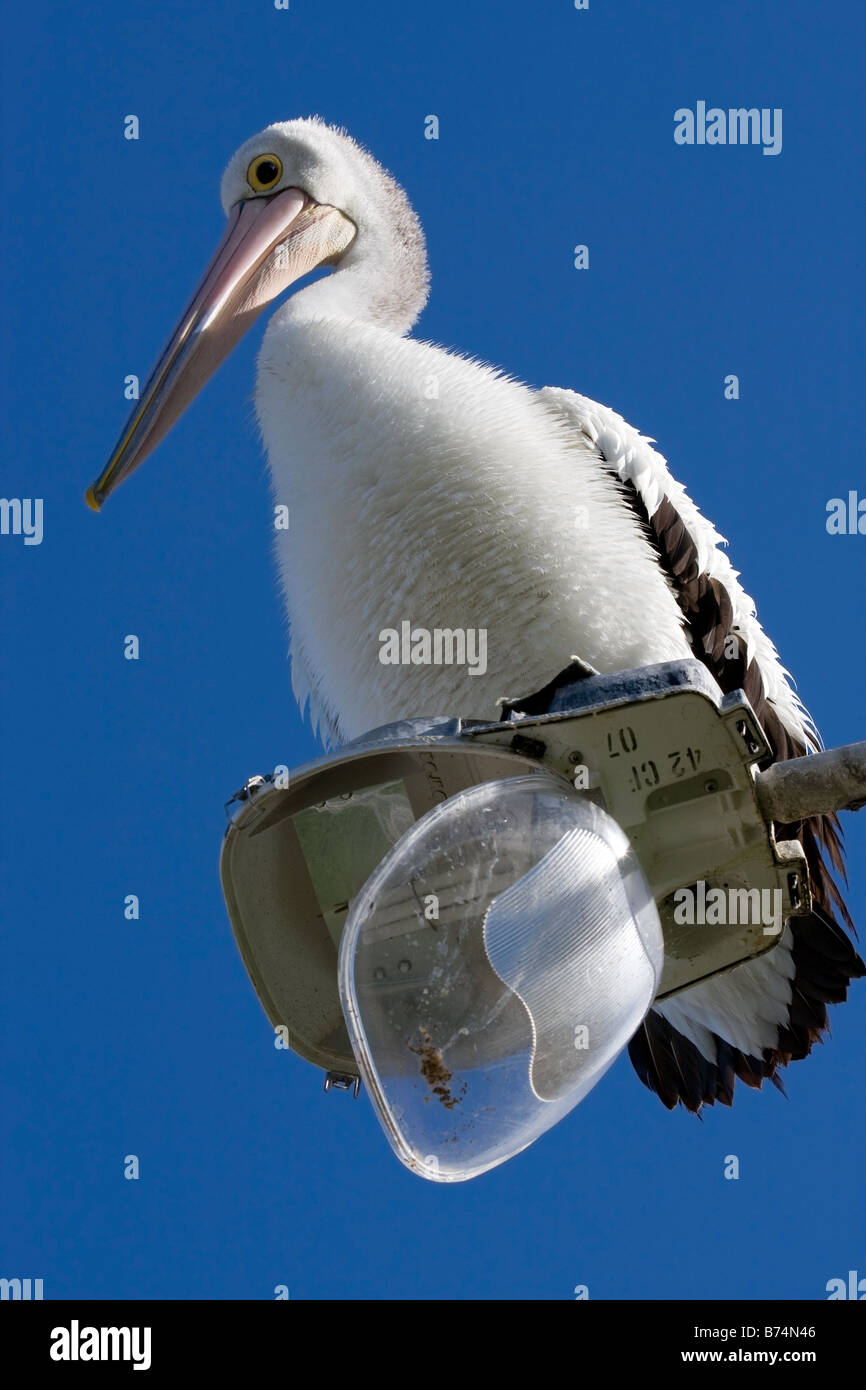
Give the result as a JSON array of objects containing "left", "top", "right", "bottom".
[{"left": 538, "top": 387, "right": 864, "bottom": 1110}]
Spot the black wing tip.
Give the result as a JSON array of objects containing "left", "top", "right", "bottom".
[{"left": 630, "top": 908, "right": 864, "bottom": 1113}]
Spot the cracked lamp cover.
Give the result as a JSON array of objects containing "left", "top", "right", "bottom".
[{"left": 337, "top": 773, "right": 663, "bottom": 1181}]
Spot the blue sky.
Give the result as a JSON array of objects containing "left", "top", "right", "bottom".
[{"left": 2, "top": 1, "right": 864, "bottom": 1299}]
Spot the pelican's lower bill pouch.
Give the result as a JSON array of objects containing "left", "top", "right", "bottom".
[{"left": 219, "top": 660, "right": 810, "bottom": 1180}]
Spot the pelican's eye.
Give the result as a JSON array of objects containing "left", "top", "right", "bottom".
[{"left": 247, "top": 154, "right": 283, "bottom": 192}]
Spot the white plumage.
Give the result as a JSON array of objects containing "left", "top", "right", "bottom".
[
  {"left": 248, "top": 123, "right": 814, "bottom": 754},
  {"left": 260, "top": 319, "right": 695, "bottom": 743}
]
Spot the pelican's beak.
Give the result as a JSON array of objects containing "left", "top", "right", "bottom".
[{"left": 86, "top": 189, "right": 355, "bottom": 510}]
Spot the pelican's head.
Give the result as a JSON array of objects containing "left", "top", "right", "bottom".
[{"left": 87, "top": 118, "right": 428, "bottom": 510}]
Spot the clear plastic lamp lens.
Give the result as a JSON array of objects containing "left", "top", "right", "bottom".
[{"left": 338, "top": 774, "right": 663, "bottom": 1182}]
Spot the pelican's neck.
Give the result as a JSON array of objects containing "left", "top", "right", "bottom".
[
  {"left": 277, "top": 261, "right": 407, "bottom": 332},
  {"left": 280, "top": 197, "right": 429, "bottom": 335}
]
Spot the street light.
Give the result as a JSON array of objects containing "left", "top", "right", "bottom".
[{"left": 220, "top": 658, "right": 866, "bottom": 1180}]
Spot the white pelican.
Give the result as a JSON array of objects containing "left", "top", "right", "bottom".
[{"left": 88, "top": 117, "right": 863, "bottom": 1111}]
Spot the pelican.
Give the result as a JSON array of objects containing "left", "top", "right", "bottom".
[{"left": 88, "top": 117, "right": 863, "bottom": 1111}]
